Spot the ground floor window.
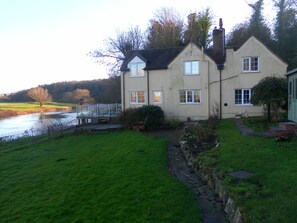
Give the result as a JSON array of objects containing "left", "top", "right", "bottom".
[
  {"left": 153, "top": 91, "right": 162, "bottom": 104},
  {"left": 235, "top": 89, "right": 252, "bottom": 105},
  {"left": 179, "top": 90, "right": 201, "bottom": 104},
  {"left": 130, "top": 91, "right": 145, "bottom": 104}
]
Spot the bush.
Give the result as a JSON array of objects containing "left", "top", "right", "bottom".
[
  {"left": 164, "top": 117, "right": 182, "bottom": 129},
  {"left": 138, "top": 105, "right": 164, "bottom": 130},
  {"left": 118, "top": 108, "right": 141, "bottom": 129},
  {"left": 119, "top": 105, "right": 164, "bottom": 130}
]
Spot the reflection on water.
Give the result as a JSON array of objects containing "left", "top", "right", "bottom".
[{"left": 0, "top": 112, "right": 77, "bottom": 137}]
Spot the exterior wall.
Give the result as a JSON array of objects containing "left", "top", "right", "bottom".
[
  {"left": 288, "top": 70, "right": 297, "bottom": 122},
  {"left": 218, "top": 37, "right": 287, "bottom": 118},
  {"left": 149, "top": 44, "right": 216, "bottom": 121},
  {"left": 121, "top": 37, "right": 288, "bottom": 120}
]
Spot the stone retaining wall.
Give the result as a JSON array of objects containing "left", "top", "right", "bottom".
[{"left": 180, "top": 141, "right": 244, "bottom": 223}]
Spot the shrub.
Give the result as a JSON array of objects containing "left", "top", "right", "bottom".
[
  {"left": 138, "top": 105, "right": 164, "bottom": 130},
  {"left": 119, "top": 105, "right": 164, "bottom": 130},
  {"left": 118, "top": 108, "right": 141, "bottom": 129},
  {"left": 164, "top": 117, "right": 182, "bottom": 129}
]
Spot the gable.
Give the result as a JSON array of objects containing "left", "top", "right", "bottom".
[{"left": 236, "top": 36, "right": 287, "bottom": 67}]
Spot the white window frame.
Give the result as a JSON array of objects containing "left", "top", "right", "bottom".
[
  {"left": 130, "top": 91, "right": 145, "bottom": 104},
  {"left": 152, "top": 91, "right": 162, "bottom": 104},
  {"left": 179, "top": 90, "right": 201, "bottom": 104},
  {"left": 235, "top": 89, "right": 252, "bottom": 105},
  {"left": 184, "top": 61, "right": 199, "bottom": 75},
  {"left": 129, "top": 62, "right": 145, "bottom": 77},
  {"left": 242, "top": 57, "right": 259, "bottom": 72}
]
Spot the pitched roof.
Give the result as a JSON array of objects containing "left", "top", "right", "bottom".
[{"left": 120, "top": 47, "right": 184, "bottom": 71}]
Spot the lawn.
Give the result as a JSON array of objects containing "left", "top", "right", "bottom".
[
  {"left": 0, "top": 131, "right": 200, "bottom": 223},
  {"left": 0, "top": 102, "right": 73, "bottom": 111},
  {"left": 198, "top": 119, "right": 297, "bottom": 223}
]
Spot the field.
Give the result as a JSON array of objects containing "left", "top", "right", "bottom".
[
  {"left": 198, "top": 119, "right": 297, "bottom": 223},
  {"left": 0, "top": 131, "right": 200, "bottom": 222},
  {"left": 0, "top": 102, "right": 73, "bottom": 118}
]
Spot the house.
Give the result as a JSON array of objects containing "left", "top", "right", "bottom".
[
  {"left": 120, "top": 21, "right": 288, "bottom": 121},
  {"left": 287, "top": 68, "right": 297, "bottom": 122}
]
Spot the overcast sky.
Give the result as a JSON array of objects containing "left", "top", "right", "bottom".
[{"left": 0, "top": 0, "right": 275, "bottom": 94}]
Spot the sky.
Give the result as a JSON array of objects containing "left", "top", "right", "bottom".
[{"left": 0, "top": 0, "right": 276, "bottom": 94}]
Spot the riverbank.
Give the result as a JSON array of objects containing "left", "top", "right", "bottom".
[{"left": 0, "top": 102, "right": 73, "bottom": 119}]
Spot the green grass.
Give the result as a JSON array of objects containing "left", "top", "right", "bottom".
[
  {"left": 0, "top": 131, "right": 200, "bottom": 223},
  {"left": 243, "top": 116, "right": 278, "bottom": 131},
  {"left": 198, "top": 119, "right": 297, "bottom": 223},
  {"left": 0, "top": 102, "right": 73, "bottom": 111}
]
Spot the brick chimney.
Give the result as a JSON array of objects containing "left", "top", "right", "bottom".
[{"left": 212, "top": 18, "right": 226, "bottom": 70}]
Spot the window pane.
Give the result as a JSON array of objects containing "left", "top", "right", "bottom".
[
  {"left": 187, "top": 91, "right": 193, "bottom": 103},
  {"left": 193, "top": 90, "right": 200, "bottom": 103},
  {"left": 235, "top": 90, "right": 242, "bottom": 104},
  {"left": 153, "top": 91, "right": 161, "bottom": 103},
  {"left": 242, "top": 58, "right": 249, "bottom": 71},
  {"left": 184, "top": 62, "right": 191, "bottom": 74},
  {"left": 251, "top": 57, "right": 258, "bottom": 71},
  {"left": 243, "top": 90, "right": 250, "bottom": 104},
  {"left": 192, "top": 61, "right": 199, "bottom": 74},
  {"left": 137, "top": 63, "right": 145, "bottom": 76},
  {"left": 130, "top": 64, "right": 137, "bottom": 76},
  {"left": 130, "top": 92, "right": 136, "bottom": 103},
  {"left": 138, "top": 91, "right": 145, "bottom": 103},
  {"left": 180, "top": 90, "right": 186, "bottom": 103}
]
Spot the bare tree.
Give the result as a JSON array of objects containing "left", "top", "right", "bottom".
[
  {"left": 27, "top": 87, "right": 52, "bottom": 107},
  {"left": 146, "top": 7, "right": 184, "bottom": 49},
  {"left": 89, "top": 26, "right": 145, "bottom": 76}
]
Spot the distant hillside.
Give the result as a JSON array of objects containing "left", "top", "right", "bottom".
[{"left": 8, "top": 77, "right": 121, "bottom": 104}]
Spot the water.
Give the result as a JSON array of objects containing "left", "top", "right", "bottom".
[{"left": 0, "top": 112, "right": 77, "bottom": 138}]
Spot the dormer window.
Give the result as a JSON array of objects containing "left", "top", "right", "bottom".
[
  {"left": 128, "top": 56, "right": 146, "bottom": 77},
  {"left": 130, "top": 62, "right": 145, "bottom": 77},
  {"left": 242, "top": 57, "right": 259, "bottom": 72}
]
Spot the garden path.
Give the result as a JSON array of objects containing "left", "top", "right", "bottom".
[{"left": 146, "top": 129, "right": 225, "bottom": 223}]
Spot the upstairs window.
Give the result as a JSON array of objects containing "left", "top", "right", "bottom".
[
  {"left": 242, "top": 57, "right": 259, "bottom": 72},
  {"left": 130, "top": 62, "right": 145, "bottom": 77},
  {"left": 184, "top": 61, "right": 199, "bottom": 75},
  {"left": 179, "top": 90, "right": 201, "bottom": 104},
  {"left": 235, "top": 89, "right": 252, "bottom": 105}
]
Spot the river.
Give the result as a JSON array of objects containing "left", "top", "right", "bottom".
[{"left": 0, "top": 112, "right": 77, "bottom": 138}]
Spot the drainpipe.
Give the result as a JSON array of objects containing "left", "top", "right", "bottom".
[
  {"left": 147, "top": 70, "right": 150, "bottom": 105},
  {"left": 122, "top": 71, "right": 126, "bottom": 110}
]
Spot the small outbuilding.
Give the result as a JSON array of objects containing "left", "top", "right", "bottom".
[{"left": 287, "top": 68, "right": 297, "bottom": 122}]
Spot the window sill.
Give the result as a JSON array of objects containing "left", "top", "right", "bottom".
[
  {"left": 241, "top": 71, "right": 260, "bottom": 74},
  {"left": 234, "top": 104, "right": 253, "bottom": 107},
  {"left": 130, "top": 102, "right": 145, "bottom": 105},
  {"left": 180, "top": 102, "right": 201, "bottom": 105},
  {"left": 129, "top": 75, "right": 145, "bottom": 78}
]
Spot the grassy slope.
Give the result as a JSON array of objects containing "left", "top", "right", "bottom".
[
  {"left": 199, "top": 119, "right": 297, "bottom": 223},
  {"left": 0, "top": 132, "right": 200, "bottom": 223}
]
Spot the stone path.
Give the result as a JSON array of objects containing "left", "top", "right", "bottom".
[
  {"left": 234, "top": 118, "right": 273, "bottom": 137},
  {"left": 146, "top": 129, "right": 225, "bottom": 223}
]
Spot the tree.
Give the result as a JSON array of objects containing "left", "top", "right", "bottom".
[
  {"left": 273, "top": 0, "right": 297, "bottom": 69},
  {"left": 27, "top": 87, "right": 52, "bottom": 107},
  {"left": 90, "top": 26, "right": 145, "bottom": 76},
  {"left": 227, "top": 0, "right": 272, "bottom": 47},
  {"left": 73, "top": 89, "right": 95, "bottom": 104},
  {"left": 146, "top": 7, "right": 184, "bottom": 49},
  {"left": 251, "top": 76, "right": 287, "bottom": 122},
  {"left": 184, "top": 8, "right": 213, "bottom": 48}
]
